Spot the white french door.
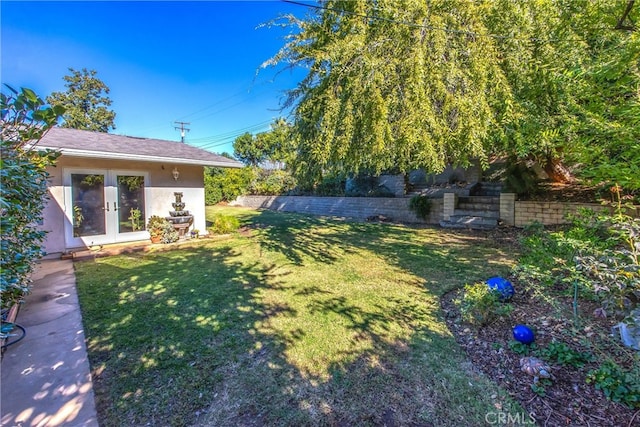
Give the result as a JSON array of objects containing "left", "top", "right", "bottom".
[{"left": 64, "top": 169, "right": 149, "bottom": 248}]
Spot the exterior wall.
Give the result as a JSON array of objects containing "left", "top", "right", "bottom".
[
  {"left": 231, "top": 195, "right": 443, "bottom": 224},
  {"left": 43, "top": 156, "right": 207, "bottom": 255}
]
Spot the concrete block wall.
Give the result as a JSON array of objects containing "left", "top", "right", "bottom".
[
  {"left": 232, "top": 195, "right": 638, "bottom": 228},
  {"left": 500, "top": 193, "right": 516, "bottom": 226},
  {"left": 442, "top": 193, "right": 458, "bottom": 221},
  {"left": 232, "top": 195, "right": 443, "bottom": 224},
  {"left": 514, "top": 202, "right": 617, "bottom": 227}
]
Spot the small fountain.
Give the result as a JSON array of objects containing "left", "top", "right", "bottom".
[{"left": 166, "top": 192, "right": 193, "bottom": 236}]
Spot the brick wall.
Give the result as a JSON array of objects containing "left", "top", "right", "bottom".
[{"left": 231, "top": 195, "right": 443, "bottom": 224}]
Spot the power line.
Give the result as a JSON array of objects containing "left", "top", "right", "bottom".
[
  {"left": 189, "top": 119, "right": 273, "bottom": 143},
  {"left": 174, "top": 83, "right": 271, "bottom": 122},
  {"left": 187, "top": 119, "right": 274, "bottom": 151}
]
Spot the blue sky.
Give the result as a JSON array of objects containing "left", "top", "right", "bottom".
[{"left": 1, "top": 0, "right": 311, "bottom": 155}]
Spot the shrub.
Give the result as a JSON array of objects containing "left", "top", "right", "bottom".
[
  {"left": 408, "top": 195, "right": 432, "bottom": 220},
  {"left": 204, "top": 166, "right": 255, "bottom": 205},
  {"left": 537, "top": 341, "right": 593, "bottom": 368},
  {"left": 160, "top": 222, "right": 179, "bottom": 244},
  {"left": 455, "top": 282, "right": 513, "bottom": 326},
  {"left": 503, "top": 158, "right": 540, "bottom": 197},
  {"left": 209, "top": 215, "right": 240, "bottom": 235},
  {"left": 574, "top": 215, "right": 640, "bottom": 318},
  {"left": 516, "top": 208, "right": 640, "bottom": 319},
  {"left": 1, "top": 86, "right": 63, "bottom": 310},
  {"left": 249, "top": 169, "right": 296, "bottom": 195},
  {"left": 586, "top": 360, "right": 640, "bottom": 408},
  {"left": 146, "top": 215, "right": 167, "bottom": 239},
  {"left": 313, "top": 176, "right": 345, "bottom": 196}
]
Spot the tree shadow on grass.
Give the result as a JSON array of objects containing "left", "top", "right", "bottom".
[
  {"left": 76, "top": 210, "right": 519, "bottom": 427},
  {"left": 248, "top": 209, "right": 514, "bottom": 293},
  {"left": 77, "top": 244, "right": 301, "bottom": 426}
]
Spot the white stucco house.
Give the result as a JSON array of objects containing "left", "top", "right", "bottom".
[{"left": 35, "top": 127, "right": 242, "bottom": 256}]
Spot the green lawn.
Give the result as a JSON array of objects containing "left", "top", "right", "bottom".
[{"left": 76, "top": 206, "right": 523, "bottom": 426}]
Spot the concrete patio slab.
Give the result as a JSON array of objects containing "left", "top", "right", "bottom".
[{"left": 1, "top": 259, "right": 98, "bottom": 427}]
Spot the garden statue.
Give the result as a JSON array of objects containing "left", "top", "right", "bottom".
[{"left": 520, "top": 357, "right": 552, "bottom": 384}]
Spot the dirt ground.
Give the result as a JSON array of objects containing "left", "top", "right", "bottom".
[
  {"left": 526, "top": 183, "right": 610, "bottom": 204},
  {"left": 441, "top": 289, "right": 638, "bottom": 426},
  {"left": 439, "top": 225, "right": 639, "bottom": 427}
]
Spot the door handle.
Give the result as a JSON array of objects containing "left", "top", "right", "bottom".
[
  {"left": 113, "top": 202, "right": 118, "bottom": 211},
  {"left": 104, "top": 202, "right": 110, "bottom": 212}
]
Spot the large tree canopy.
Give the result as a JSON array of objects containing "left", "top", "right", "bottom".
[
  {"left": 233, "top": 118, "right": 293, "bottom": 167},
  {"left": 47, "top": 68, "right": 116, "bottom": 132},
  {"left": 267, "top": 0, "right": 639, "bottom": 189},
  {"left": 267, "top": 0, "right": 512, "bottom": 182},
  {"left": 484, "top": 0, "right": 639, "bottom": 188}
]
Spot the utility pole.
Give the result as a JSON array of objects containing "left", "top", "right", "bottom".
[{"left": 174, "top": 121, "right": 190, "bottom": 143}]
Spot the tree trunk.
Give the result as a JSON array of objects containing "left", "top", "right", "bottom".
[{"left": 544, "top": 158, "right": 576, "bottom": 183}]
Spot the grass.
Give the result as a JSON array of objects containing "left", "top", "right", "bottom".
[{"left": 76, "top": 206, "right": 523, "bottom": 426}]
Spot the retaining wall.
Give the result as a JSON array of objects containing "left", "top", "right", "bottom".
[
  {"left": 231, "top": 195, "right": 443, "bottom": 224},
  {"left": 513, "top": 201, "right": 635, "bottom": 227},
  {"left": 231, "top": 195, "right": 638, "bottom": 227}
]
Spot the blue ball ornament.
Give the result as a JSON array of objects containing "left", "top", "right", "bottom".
[
  {"left": 513, "top": 324, "right": 535, "bottom": 345},
  {"left": 486, "top": 277, "right": 515, "bottom": 301}
]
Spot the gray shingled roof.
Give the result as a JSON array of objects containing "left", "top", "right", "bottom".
[{"left": 36, "top": 127, "right": 243, "bottom": 168}]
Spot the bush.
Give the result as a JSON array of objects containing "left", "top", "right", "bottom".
[
  {"left": 312, "top": 176, "right": 346, "bottom": 196},
  {"left": 249, "top": 169, "right": 296, "bottom": 195},
  {"left": 455, "top": 282, "right": 513, "bottom": 326},
  {"left": 160, "top": 222, "right": 179, "bottom": 244},
  {"left": 1, "top": 86, "right": 63, "bottom": 309},
  {"left": 537, "top": 340, "right": 593, "bottom": 368},
  {"left": 408, "top": 195, "right": 432, "bottom": 220},
  {"left": 515, "top": 208, "right": 639, "bottom": 319},
  {"left": 586, "top": 360, "right": 640, "bottom": 408},
  {"left": 209, "top": 215, "right": 240, "bottom": 235},
  {"left": 503, "top": 158, "right": 540, "bottom": 197},
  {"left": 204, "top": 166, "right": 254, "bottom": 205}
]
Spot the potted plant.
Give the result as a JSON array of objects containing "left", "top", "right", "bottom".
[
  {"left": 147, "top": 215, "right": 167, "bottom": 243},
  {"left": 190, "top": 228, "right": 200, "bottom": 239}
]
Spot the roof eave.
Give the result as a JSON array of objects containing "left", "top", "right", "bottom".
[{"left": 39, "top": 147, "right": 244, "bottom": 168}]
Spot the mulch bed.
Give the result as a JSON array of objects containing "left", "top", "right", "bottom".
[{"left": 441, "top": 277, "right": 640, "bottom": 427}]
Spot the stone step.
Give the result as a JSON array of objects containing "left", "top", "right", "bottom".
[
  {"left": 440, "top": 215, "right": 498, "bottom": 230},
  {"left": 449, "top": 214, "right": 498, "bottom": 224},
  {"left": 453, "top": 209, "right": 500, "bottom": 219},
  {"left": 458, "top": 196, "right": 500, "bottom": 204},
  {"left": 457, "top": 202, "right": 500, "bottom": 211},
  {"left": 478, "top": 191, "right": 502, "bottom": 197},
  {"left": 472, "top": 182, "right": 503, "bottom": 197}
]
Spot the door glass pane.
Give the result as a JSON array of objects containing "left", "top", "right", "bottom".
[
  {"left": 117, "top": 175, "right": 146, "bottom": 234},
  {"left": 71, "top": 174, "right": 105, "bottom": 237}
]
